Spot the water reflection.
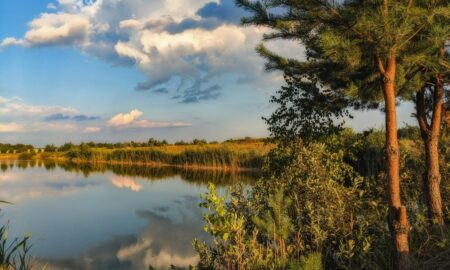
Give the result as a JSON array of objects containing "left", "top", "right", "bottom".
[
  {"left": 0, "top": 160, "right": 258, "bottom": 269},
  {"left": 2, "top": 160, "right": 259, "bottom": 186},
  {"left": 36, "top": 196, "right": 209, "bottom": 270}
]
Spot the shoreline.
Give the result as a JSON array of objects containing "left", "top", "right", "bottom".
[{"left": 0, "top": 154, "right": 262, "bottom": 172}]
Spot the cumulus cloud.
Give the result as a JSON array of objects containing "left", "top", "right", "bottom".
[
  {"left": 107, "top": 109, "right": 191, "bottom": 129},
  {"left": 107, "top": 109, "right": 143, "bottom": 127},
  {"left": 18, "top": 13, "right": 91, "bottom": 47},
  {"left": 0, "top": 0, "right": 296, "bottom": 103}
]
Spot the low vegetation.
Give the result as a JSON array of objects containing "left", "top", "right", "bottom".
[
  {"left": 0, "top": 206, "right": 32, "bottom": 270},
  {"left": 0, "top": 138, "right": 272, "bottom": 170},
  {"left": 192, "top": 128, "right": 450, "bottom": 270}
]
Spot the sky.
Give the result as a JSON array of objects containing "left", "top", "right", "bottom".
[{"left": 0, "top": 0, "right": 416, "bottom": 146}]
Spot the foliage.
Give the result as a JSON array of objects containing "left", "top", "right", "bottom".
[
  {"left": 58, "top": 142, "right": 75, "bottom": 152},
  {"left": 194, "top": 130, "right": 450, "bottom": 269},
  {"left": 0, "top": 144, "right": 34, "bottom": 154},
  {"left": 0, "top": 223, "right": 32, "bottom": 270},
  {"left": 0, "top": 201, "right": 32, "bottom": 270},
  {"left": 236, "top": 0, "right": 449, "bottom": 104},
  {"left": 264, "top": 72, "right": 350, "bottom": 143},
  {"left": 43, "top": 145, "right": 57, "bottom": 153},
  {"left": 147, "top": 138, "right": 169, "bottom": 147},
  {"left": 195, "top": 141, "right": 390, "bottom": 269}
]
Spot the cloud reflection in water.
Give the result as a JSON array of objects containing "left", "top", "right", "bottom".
[{"left": 37, "top": 196, "right": 209, "bottom": 270}]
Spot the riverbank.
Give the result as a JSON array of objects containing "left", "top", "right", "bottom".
[{"left": 1, "top": 140, "right": 273, "bottom": 171}]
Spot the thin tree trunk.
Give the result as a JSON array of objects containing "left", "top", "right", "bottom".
[
  {"left": 379, "top": 56, "right": 411, "bottom": 269},
  {"left": 415, "top": 75, "right": 444, "bottom": 227}
]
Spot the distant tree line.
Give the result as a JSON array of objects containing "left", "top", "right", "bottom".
[
  {"left": 36, "top": 137, "right": 266, "bottom": 153},
  {"left": 0, "top": 144, "right": 34, "bottom": 154}
]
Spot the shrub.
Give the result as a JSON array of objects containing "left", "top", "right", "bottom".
[{"left": 194, "top": 141, "right": 389, "bottom": 269}]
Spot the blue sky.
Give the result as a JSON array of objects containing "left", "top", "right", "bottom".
[{"left": 0, "top": 0, "right": 415, "bottom": 146}]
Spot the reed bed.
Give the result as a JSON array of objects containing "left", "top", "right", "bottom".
[{"left": 66, "top": 143, "right": 270, "bottom": 170}]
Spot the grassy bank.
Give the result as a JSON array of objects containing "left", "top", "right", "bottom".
[
  {"left": 67, "top": 142, "right": 271, "bottom": 170},
  {"left": 1, "top": 139, "right": 273, "bottom": 170}
]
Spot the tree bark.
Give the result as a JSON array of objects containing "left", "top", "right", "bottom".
[
  {"left": 379, "top": 56, "right": 411, "bottom": 270},
  {"left": 415, "top": 75, "right": 444, "bottom": 227}
]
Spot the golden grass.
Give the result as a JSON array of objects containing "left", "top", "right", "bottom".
[{"left": 90, "top": 141, "right": 274, "bottom": 155}]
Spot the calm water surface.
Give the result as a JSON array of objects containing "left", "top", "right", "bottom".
[{"left": 0, "top": 161, "right": 257, "bottom": 269}]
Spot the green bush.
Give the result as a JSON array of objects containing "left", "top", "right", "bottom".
[
  {"left": 194, "top": 141, "right": 390, "bottom": 269},
  {"left": 193, "top": 132, "right": 450, "bottom": 269}
]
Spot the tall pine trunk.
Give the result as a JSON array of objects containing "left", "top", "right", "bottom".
[
  {"left": 379, "top": 56, "right": 411, "bottom": 269},
  {"left": 416, "top": 74, "right": 444, "bottom": 227}
]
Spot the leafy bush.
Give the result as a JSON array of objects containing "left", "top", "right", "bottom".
[
  {"left": 194, "top": 141, "right": 392, "bottom": 269},
  {"left": 194, "top": 132, "right": 450, "bottom": 269}
]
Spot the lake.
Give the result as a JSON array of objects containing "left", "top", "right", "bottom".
[{"left": 0, "top": 161, "right": 258, "bottom": 270}]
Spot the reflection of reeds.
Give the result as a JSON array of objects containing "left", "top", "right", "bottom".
[
  {"left": 10, "top": 160, "right": 260, "bottom": 186},
  {"left": 107, "top": 163, "right": 259, "bottom": 186}
]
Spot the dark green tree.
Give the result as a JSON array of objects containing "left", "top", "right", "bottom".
[
  {"left": 236, "top": 0, "right": 448, "bottom": 267},
  {"left": 44, "top": 144, "right": 57, "bottom": 153},
  {"left": 264, "top": 73, "right": 350, "bottom": 143}
]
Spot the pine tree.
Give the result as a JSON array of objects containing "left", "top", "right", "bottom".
[
  {"left": 264, "top": 73, "right": 350, "bottom": 143},
  {"left": 235, "top": 0, "right": 448, "bottom": 268},
  {"left": 405, "top": 18, "right": 449, "bottom": 228}
]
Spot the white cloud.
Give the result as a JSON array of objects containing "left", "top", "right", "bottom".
[
  {"left": 107, "top": 109, "right": 191, "bottom": 129},
  {"left": 0, "top": 96, "right": 78, "bottom": 116},
  {"left": 0, "top": 96, "right": 99, "bottom": 133},
  {"left": 0, "top": 37, "right": 24, "bottom": 48},
  {"left": 117, "top": 239, "right": 199, "bottom": 269},
  {"left": 115, "top": 42, "right": 150, "bottom": 65},
  {"left": 84, "top": 127, "right": 101, "bottom": 133},
  {"left": 0, "top": 122, "right": 77, "bottom": 133},
  {"left": 24, "top": 13, "right": 91, "bottom": 47},
  {"left": 107, "top": 109, "right": 143, "bottom": 127},
  {"left": 119, "top": 19, "right": 142, "bottom": 30},
  {"left": 0, "top": 123, "right": 24, "bottom": 132},
  {"left": 0, "top": 0, "right": 297, "bottom": 102}
]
